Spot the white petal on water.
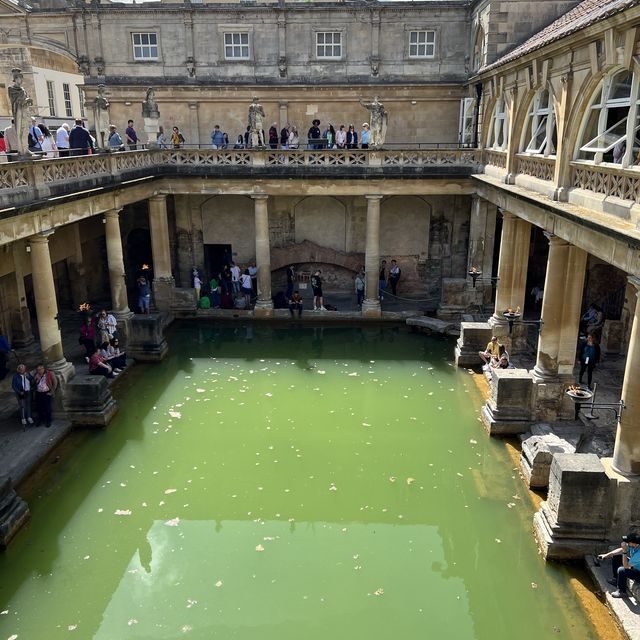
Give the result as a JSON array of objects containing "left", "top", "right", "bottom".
[
  {"left": 68, "top": 625, "right": 78, "bottom": 631},
  {"left": 114, "top": 509, "right": 132, "bottom": 516},
  {"left": 215, "top": 580, "right": 223, "bottom": 588},
  {"left": 1, "top": 610, "right": 8, "bottom": 615},
  {"left": 329, "top": 484, "right": 337, "bottom": 491},
  {"left": 127, "top": 619, "right": 138, "bottom": 626},
  {"left": 169, "top": 411, "right": 182, "bottom": 419},
  {"left": 255, "top": 544, "right": 265, "bottom": 552},
  {"left": 469, "top": 439, "right": 478, "bottom": 445},
  {"left": 8, "top": 634, "right": 18, "bottom": 640},
  {"left": 165, "top": 488, "right": 177, "bottom": 494},
  {"left": 362, "top": 422, "right": 371, "bottom": 427},
  {"left": 165, "top": 517, "right": 180, "bottom": 527},
  {"left": 196, "top": 388, "right": 205, "bottom": 393}
]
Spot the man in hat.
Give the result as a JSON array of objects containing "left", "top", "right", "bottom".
[
  {"left": 597, "top": 532, "right": 640, "bottom": 597},
  {"left": 308, "top": 119, "right": 321, "bottom": 149}
]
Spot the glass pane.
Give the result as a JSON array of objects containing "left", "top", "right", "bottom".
[
  {"left": 609, "top": 72, "right": 633, "bottom": 102},
  {"left": 525, "top": 117, "right": 548, "bottom": 153},
  {"left": 426, "top": 31, "right": 435, "bottom": 43},
  {"left": 580, "top": 116, "right": 628, "bottom": 152}
]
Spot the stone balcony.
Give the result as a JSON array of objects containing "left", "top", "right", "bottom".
[{"left": 0, "top": 148, "right": 483, "bottom": 212}]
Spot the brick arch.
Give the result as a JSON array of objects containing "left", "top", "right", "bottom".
[{"left": 271, "top": 240, "right": 363, "bottom": 274}]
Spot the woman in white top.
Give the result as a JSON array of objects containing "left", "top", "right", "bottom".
[
  {"left": 288, "top": 126, "right": 299, "bottom": 149},
  {"left": 241, "top": 269, "right": 253, "bottom": 306},
  {"left": 336, "top": 125, "right": 347, "bottom": 149},
  {"left": 39, "top": 123, "right": 58, "bottom": 158}
]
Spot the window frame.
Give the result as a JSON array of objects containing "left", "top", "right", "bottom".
[
  {"left": 315, "top": 30, "right": 343, "bottom": 60},
  {"left": 459, "top": 97, "right": 476, "bottom": 147},
  {"left": 223, "top": 31, "right": 251, "bottom": 60},
  {"left": 131, "top": 32, "right": 159, "bottom": 61},
  {"left": 408, "top": 29, "right": 436, "bottom": 59},
  {"left": 488, "top": 97, "right": 509, "bottom": 151},
  {"left": 46, "top": 81, "right": 56, "bottom": 118},
  {"left": 62, "top": 82, "right": 72, "bottom": 118},
  {"left": 520, "top": 89, "right": 556, "bottom": 156}
]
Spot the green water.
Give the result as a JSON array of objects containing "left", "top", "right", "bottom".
[{"left": 0, "top": 324, "right": 598, "bottom": 640}]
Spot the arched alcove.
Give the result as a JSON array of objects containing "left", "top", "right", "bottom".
[
  {"left": 201, "top": 195, "right": 255, "bottom": 263},
  {"left": 294, "top": 197, "right": 346, "bottom": 252},
  {"left": 380, "top": 196, "right": 430, "bottom": 258}
]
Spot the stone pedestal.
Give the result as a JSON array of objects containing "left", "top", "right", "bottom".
[
  {"left": 127, "top": 314, "right": 168, "bottom": 362},
  {"left": 481, "top": 368, "right": 533, "bottom": 434},
  {"left": 143, "top": 117, "right": 160, "bottom": 148},
  {"left": 534, "top": 453, "right": 611, "bottom": 560},
  {"left": 520, "top": 433, "right": 576, "bottom": 489},
  {"left": 532, "top": 378, "right": 575, "bottom": 422},
  {"left": 0, "top": 475, "right": 30, "bottom": 549},
  {"left": 62, "top": 375, "right": 118, "bottom": 427},
  {"left": 361, "top": 299, "right": 382, "bottom": 317},
  {"left": 454, "top": 321, "right": 492, "bottom": 367},
  {"left": 152, "top": 276, "right": 175, "bottom": 313}
]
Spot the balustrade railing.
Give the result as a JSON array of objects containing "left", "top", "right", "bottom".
[
  {"left": 516, "top": 154, "right": 555, "bottom": 182},
  {"left": 483, "top": 149, "right": 507, "bottom": 169},
  {"left": 571, "top": 161, "right": 640, "bottom": 204}
]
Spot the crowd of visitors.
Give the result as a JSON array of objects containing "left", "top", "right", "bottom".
[
  {"left": 11, "top": 362, "right": 57, "bottom": 429},
  {"left": 78, "top": 308, "right": 126, "bottom": 379},
  {"left": 193, "top": 262, "right": 258, "bottom": 311}
]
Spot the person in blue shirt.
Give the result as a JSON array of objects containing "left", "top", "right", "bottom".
[
  {"left": 598, "top": 532, "right": 640, "bottom": 597},
  {"left": 137, "top": 275, "right": 151, "bottom": 314},
  {"left": 11, "top": 363, "right": 34, "bottom": 427},
  {"left": 211, "top": 125, "right": 226, "bottom": 149},
  {"left": 361, "top": 123, "right": 370, "bottom": 149},
  {"left": 578, "top": 334, "right": 600, "bottom": 389}
]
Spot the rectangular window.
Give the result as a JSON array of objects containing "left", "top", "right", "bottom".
[
  {"left": 409, "top": 30, "right": 436, "bottom": 58},
  {"left": 316, "top": 32, "right": 342, "bottom": 59},
  {"left": 132, "top": 32, "right": 159, "bottom": 60},
  {"left": 63, "top": 83, "right": 72, "bottom": 118},
  {"left": 78, "top": 87, "right": 85, "bottom": 118},
  {"left": 46, "top": 81, "right": 56, "bottom": 117},
  {"left": 224, "top": 32, "right": 250, "bottom": 60},
  {"left": 458, "top": 98, "right": 475, "bottom": 147}
]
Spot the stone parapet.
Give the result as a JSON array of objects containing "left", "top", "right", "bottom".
[
  {"left": 0, "top": 475, "right": 30, "bottom": 549},
  {"left": 454, "top": 321, "right": 492, "bottom": 368},
  {"left": 481, "top": 368, "right": 534, "bottom": 434},
  {"left": 62, "top": 375, "right": 118, "bottom": 427}
]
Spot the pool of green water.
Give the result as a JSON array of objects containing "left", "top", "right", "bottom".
[{"left": 0, "top": 323, "right": 598, "bottom": 640}]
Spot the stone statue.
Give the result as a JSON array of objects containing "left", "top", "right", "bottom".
[
  {"left": 360, "top": 95, "right": 388, "bottom": 148},
  {"left": 248, "top": 96, "right": 265, "bottom": 148},
  {"left": 92, "top": 84, "right": 110, "bottom": 150},
  {"left": 142, "top": 86, "right": 160, "bottom": 119},
  {"left": 8, "top": 68, "right": 32, "bottom": 157}
]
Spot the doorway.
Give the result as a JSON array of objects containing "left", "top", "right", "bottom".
[{"left": 204, "top": 244, "right": 232, "bottom": 279}]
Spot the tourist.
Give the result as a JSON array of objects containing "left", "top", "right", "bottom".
[
  {"left": 125, "top": 119, "right": 138, "bottom": 150},
  {"left": 4, "top": 119, "right": 19, "bottom": 161},
  {"left": 171, "top": 126, "right": 185, "bottom": 149},
  {"left": 28, "top": 117, "right": 43, "bottom": 152},
  {"left": 587, "top": 304, "right": 604, "bottom": 336},
  {"left": 97, "top": 308, "right": 118, "bottom": 343},
  {"left": 530, "top": 284, "right": 543, "bottom": 310},
  {"left": 578, "top": 334, "right": 600, "bottom": 389},
  {"left": 378, "top": 259, "right": 387, "bottom": 301},
  {"left": 89, "top": 349, "right": 116, "bottom": 378},
  {"left": 38, "top": 123, "right": 57, "bottom": 158},
  {"left": 0, "top": 131, "right": 4, "bottom": 155},
  {"left": 209, "top": 275, "right": 221, "bottom": 308},
  {"left": 137, "top": 275, "right": 151, "bottom": 314},
  {"left": 0, "top": 328, "right": 9, "bottom": 380},
  {"left": 603, "top": 532, "right": 640, "bottom": 598},
  {"left": 598, "top": 532, "right": 640, "bottom": 593},
  {"left": 346, "top": 124, "right": 358, "bottom": 149},
  {"left": 268, "top": 123, "right": 278, "bottom": 149},
  {"left": 194, "top": 272, "right": 202, "bottom": 302},
  {"left": 286, "top": 265, "right": 295, "bottom": 300},
  {"left": 311, "top": 270, "right": 326, "bottom": 311},
  {"left": 12, "top": 363, "right": 34, "bottom": 428},
  {"left": 361, "top": 123, "right": 370, "bottom": 149},
  {"left": 289, "top": 290, "right": 303, "bottom": 317},
  {"left": 241, "top": 268, "right": 253, "bottom": 307},
  {"left": 288, "top": 126, "right": 299, "bottom": 149},
  {"left": 79, "top": 316, "right": 97, "bottom": 360},
  {"left": 33, "top": 363, "right": 57, "bottom": 427},
  {"left": 69, "top": 119, "right": 93, "bottom": 156},
  {"left": 107, "top": 124, "right": 124, "bottom": 151},
  {"left": 211, "top": 125, "right": 226, "bottom": 149},
  {"left": 308, "top": 119, "right": 321, "bottom": 149},
  {"left": 221, "top": 264, "right": 232, "bottom": 295},
  {"left": 355, "top": 268, "right": 365, "bottom": 308},
  {"left": 325, "top": 124, "right": 336, "bottom": 149},
  {"left": 248, "top": 262, "right": 258, "bottom": 296},
  {"left": 580, "top": 303, "right": 598, "bottom": 333},
  {"left": 233, "top": 135, "right": 245, "bottom": 149},
  {"left": 157, "top": 125, "right": 167, "bottom": 149},
  {"left": 56, "top": 122, "right": 70, "bottom": 157},
  {"left": 244, "top": 125, "right": 251, "bottom": 148},
  {"left": 230, "top": 261, "right": 241, "bottom": 295},
  {"left": 280, "top": 124, "right": 289, "bottom": 149},
  {"left": 99, "top": 340, "right": 125, "bottom": 372},
  {"left": 108, "top": 337, "right": 127, "bottom": 369},
  {"left": 492, "top": 353, "right": 511, "bottom": 369},
  {"left": 388, "top": 259, "right": 401, "bottom": 296},
  {"left": 336, "top": 125, "right": 347, "bottom": 149},
  {"left": 479, "top": 336, "right": 501, "bottom": 365}
]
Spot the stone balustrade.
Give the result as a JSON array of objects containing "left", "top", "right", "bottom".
[
  {"left": 571, "top": 161, "right": 640, "bottom": 204},
  {"left": 484, "top": 149, "right": 507, "bottom": 169},
  {"left": 516, "top": 154, "right": 555, "bottom": 182}
]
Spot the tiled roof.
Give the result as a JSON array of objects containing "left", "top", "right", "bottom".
[{"left": 480, "top": 0, "right": 640, "bottom": 73}]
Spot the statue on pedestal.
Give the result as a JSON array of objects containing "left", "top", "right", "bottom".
[
  {"left": 92, "top": 84, "right": 110, "bottom": 150},
  {"left": 248, "top": 96, "right": 265, "bottom": 148},
  {"left": 8, "top": 68, "right": 32, "bottom": 158},
  {"left": 142, "top": 87, "right": 160, "bottom": 148},
  {"left": 360, "top": 96, "right": 388, "bottom": 148}
]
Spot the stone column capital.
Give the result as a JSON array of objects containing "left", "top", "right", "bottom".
[
  {"left": 365, "top": 194, "right": 384, "bottom": 201},
  {"left": 29, "top": 229, "right": 55, "bottom": 244},
  {"left": 499, "top": 209, "right": 515, "bottom": 220},
  {"left": 149, "top": 194, "right": 167, "bottom": 204},
  {"left": 251, "top": 194, "right": 269, "bottom": 201},
  {"left": 543, "top": 232, "right": 568, "bottom": 246},
  {"left": 105, "top": 208, "right": 123, "bottom": 219}
]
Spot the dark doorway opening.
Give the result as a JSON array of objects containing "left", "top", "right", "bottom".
[
  {"left": 126, "top": 228, "right": 153, "bottom": 303},
  {"left": 204, "top": 244, "right": 232, "bottom": 280}
]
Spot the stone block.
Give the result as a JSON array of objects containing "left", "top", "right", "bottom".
[
  {"left": 454, "top": 321, "right": 492, "bottom": 368},
  {"left": 62, "top": 375, "right": 118, "bottom": 427},
  {"left": 152, "top": 277, "right": 175, "bottom": 313},
  {"left": 127, "top": 314, "right": 169, "bottom": 362},
  {"left": 601, "top": 320, "right": 624, "bottom": 354},
  {"left": 534, "top": 453, "right": 612, "bottom": 560},
  {"left": 407, "top": 316, "right": 456, "bottom": 335},
  {"left": 520, "top": 433, "right": 576, "bottom": 489},
  {"left": 481, "top": 368, "right": 533, "bottom": 434},
  {"left": 532, "top": 379, "right": 575, "bottom": 422},
  {"left": 0, "top": 475, "right": 30, "bottom": 549}
]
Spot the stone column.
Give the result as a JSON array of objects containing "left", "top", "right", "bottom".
[
  {"left": 29, "top": 232, "right": 73, "bottom": 377},
  {"left": 104, "top": 209, "right": 132, "bottom": 319},
  {"left": 66, "top": 224, "right": 88, "bottom": 309},
  {"left": 532, "top": 236, "right": 587, "bottom": 381},
  {"left": 612, "top": 277, "right": 640, "bottom": 476},
  {"left": 10, "top": 240, "right": 34, "bottom": 347},
  {"left": 362, "top": 195, "right": 383, "bottom": 317},
  {"left": 148, "top": 194, "right": 175, "bottom": 311},
  {"left": 252, "top": 194, "right": 273, "bottom": 316},
  {"left": 467, "top": 195, "right": 497, "bottom": 306}
]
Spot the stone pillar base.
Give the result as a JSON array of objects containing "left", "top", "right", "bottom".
[
  {"left": 361, "top": 299, "right": 381, "bottom": 318},
  {"left": 49, "top": 359, "right": 76, "bottom": 418},
  {"left": 253, "top": 299, "right": 274, "bottom": 317},
  {"left": 127, "top": 314, "right": 169, "bottom": 362},
  {"left": 62, "top": 375, "right": 118, "bottom": 427},
  {"left": 0, "top": 475, "right": 30, "bottom": 549},
  {"left": 10, "top": 308, "right": 34, "bottom": 348},
  {"left": 533, "top": 453, "right": 610, "bottom": 560},
  {"left": 530, "top": 376, "right": 575, "bottom": 422},
  {"left": 480, "top": 368, "right": 534, "bottom": 435},
  {"left": 153, "top": 277, "right": 175, "bottom": 313},
  {"left": 112, "top": 309, "right": 135, "bottom": 345},
  {"left": 454, "top": 321, "right": 492, "bottom": 368}
]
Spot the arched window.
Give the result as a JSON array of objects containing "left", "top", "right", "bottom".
[
  {"left": 488, "top": 97, "right": 509, "bottom": 150},
  {"left": 473, "top": 25, "right": 486, "bottom": 72},
  {"left": 578, "top": 69, "right": 640, "bottom": 165},
  {"left": 520, "top": 89, "right": 556, "bottom": 155}
]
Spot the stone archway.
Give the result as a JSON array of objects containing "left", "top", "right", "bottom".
[{"left": 294, "top": 196, "right": 346, "bottom": 252}]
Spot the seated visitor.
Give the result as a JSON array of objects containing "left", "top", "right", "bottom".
[
  {"left": 597, "top": 532, "right": 640, "bottom": 598},
  {"left": 99, "top": 341, "right": 125, "bottom": 372},
  {"left": 289, "top": 291, "right": 303, "bottom": 317},
  {"left": 492, "top": 354, "right": 511, "bottom": 369},
  {"left": 479, "top": 336, "right": 501, "bottom": 365},
  {"left": 89, "top": 350, "right": 117, "bottom": 378}
]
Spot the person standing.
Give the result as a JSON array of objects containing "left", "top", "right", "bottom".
[
  {"left": 171, "top": 126, "right": 185, "bottom": 149},
  {"left": 79, "top": 316, "right": 97, "bottom": 360},
  {"left": 55, "top": 123, "right": 70, "bottom": 157},
  {"left": 355, "top": 268, "right": 366, "bottom": 308},
  {"left": 578, "top": 334, "right": 600, "bottom": 389},
  {"left": 3, "top": 119, "right": 19, "bottom": 162},
  {"left": 230, "top": 262, "right": 241, "bottom": 296},
  {"left": 28, "top": 117, "right": 43, "bottom": 153},
  {"left": 241, "top": 269, "right": 253, "bottom": 307},
  {"left": 268, "top": 123, "right": 278, "bottom": 149},
  {"left": 33, "top": 363, "right": 57, "bottom": 428},
  {"left": 378, "top": 259, "right": 387, "bottom": 301},
  {"left": 12, "top": 364, "right": 34, "bottom": 428},
  {"left": 361, "top": 123, "right": 370, "bottom": 149},
  {"left": 97, "top": 308, "right": 118, "bottom": 342},
  {"left": 157, "top": 126, "right": 167, "bottom": 149},
  {"left": 388, "top": 259, "right": 401, "bottom": 297},
  {"left": 69, "top": 119, "right": 94, "bottom": 156},
  {"left": 248, "top": 262, "right": 258, "bottom": 296},
  {"left": 280, "top": 124, "right": 289, "bottom": 149},
  {"left": 211, "top": 125, "right": 226, "bottom": 149},
  {"left": 194, "top": 273, "right": 202, "bottom": 301},
  {"left": 308, "top": 119, "right": 321, "bottom": 149},
  {"left": 346, "top": 124, "right": 358, "bottom": 149},
  {"left": 286, "top": 265, "right": 295, "bottom": 300},
  {"left": 0, "top": 328, "right": 9, "bottom": 380},
  {"left": 38, "top": 123, "right": 58, "bottom": 158},
  {"left": 125, "top": 119, "right": 138, "bottom": 150},
  {"left": 137, "top": 275, "right": 151, "bottom": 314},
  {"left": 288, "top": 126, "right": 299, "bottom": 149},
  {"left": 108, "top": 124, "right": 124, "bottom": 150},
  {"left": 336, "top": 125, "right": 347, "bottom": 149},
  {"left": 311, "top": 270, "right": 326, "bottom": 311}
]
